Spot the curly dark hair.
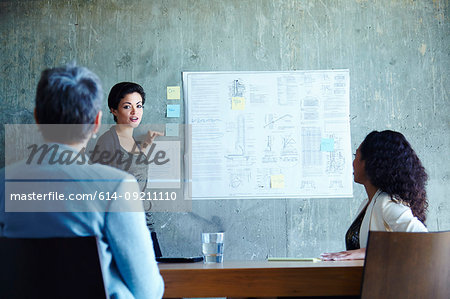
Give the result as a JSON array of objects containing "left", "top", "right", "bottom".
[{"left": 360, "top": 130, "right": 428, "bottom": 223}]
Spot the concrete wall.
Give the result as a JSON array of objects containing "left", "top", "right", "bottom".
[{"left": 1, "top": 0, "right": 448, "bottom": 259}]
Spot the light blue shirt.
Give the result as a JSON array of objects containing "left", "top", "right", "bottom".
[{"left": 0, "top": 144, "right": 164, "bottom": 299}]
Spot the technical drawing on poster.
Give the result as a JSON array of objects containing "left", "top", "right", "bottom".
[{"left": 183, "top": 70, "right": 352, "bottom": 199}]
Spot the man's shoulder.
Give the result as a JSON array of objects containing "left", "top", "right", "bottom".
[{"left": 3, "top": 157, "right": 134, "bottom": 182}]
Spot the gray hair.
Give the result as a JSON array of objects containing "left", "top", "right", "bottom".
[{"left": 35, "top": 64, "right": 103, "bottom": 143}]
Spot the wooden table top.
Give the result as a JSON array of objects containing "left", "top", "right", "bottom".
[
  {"left": 159, "top": 260, "right": 364, "bottom": 298},
  {"left": 158, "top": 259, "right": 363, "bottom": 269}
]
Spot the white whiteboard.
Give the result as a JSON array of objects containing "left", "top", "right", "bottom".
[{"left": 183, "top": 70, "right": 353, "bottom": 199}]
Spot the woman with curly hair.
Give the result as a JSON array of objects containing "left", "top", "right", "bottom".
[{"left": 321, "top": 130, "right": 428, "bottom": 261}]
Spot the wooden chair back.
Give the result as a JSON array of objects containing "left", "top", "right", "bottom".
[{"left": 361, "top": 231, "right": 450, "bottom": 299}]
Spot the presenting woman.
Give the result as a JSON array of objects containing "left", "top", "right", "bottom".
[
  {"left": 321, "top": 130, "right": 428, "bottom": 261},
  {"left": 91, "top": 82, "right": 162, "bottom": 227}
]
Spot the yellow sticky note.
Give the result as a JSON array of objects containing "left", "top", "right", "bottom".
[
  {"left": 167, "top": 86, "right": 180, "bottom": 100},
  {"left": 271, "top": 175, "right": 285, "bottom": 189},
  {"left": 232, "top": 97, "right": 245, "bottom": 110}
]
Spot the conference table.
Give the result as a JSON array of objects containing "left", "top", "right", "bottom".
[{"left": 158, "top": 260, "right": 364, "bottom": 298}]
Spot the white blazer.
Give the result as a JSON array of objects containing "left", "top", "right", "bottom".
[{"left": 357, "top": 189, "right": 428, "bottom": 248}]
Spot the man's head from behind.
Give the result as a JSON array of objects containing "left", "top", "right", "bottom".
[{"left": 34, "top": 64, "right": 103, "bottom": 144}]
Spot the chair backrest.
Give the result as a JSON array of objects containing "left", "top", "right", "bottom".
[
  {"left": 0, "top": 236, "right": 108, "bottom": 299},
  {"left": 361, "top": 231, "right": 450, "bottom": 299}
]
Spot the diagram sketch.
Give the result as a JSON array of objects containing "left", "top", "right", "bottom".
[{"left": 183, "top": 70, "right": 352, "bottom": 199}]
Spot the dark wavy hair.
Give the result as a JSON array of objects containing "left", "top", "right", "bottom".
[
  {"left": 359, "top": 130, "right": 428, "bottom": 223},
  {"left": 107, "top": 82, "right": 145, "bottom": 123}
]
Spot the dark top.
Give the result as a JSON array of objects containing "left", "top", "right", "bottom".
[
  {"left": 91, "top": 126, "right": 149, "bottom": 192},
  {"left": 345, "top": 205, "right": 368, "bottom": 250}
]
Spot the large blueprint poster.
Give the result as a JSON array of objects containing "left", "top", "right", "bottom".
[{"left": 183, "top": 70, "right": 352, "bottom": 199}]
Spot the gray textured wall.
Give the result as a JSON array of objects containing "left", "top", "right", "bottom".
[{"left": 1, "top": 0, "right": 448, "bottom": 259}]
